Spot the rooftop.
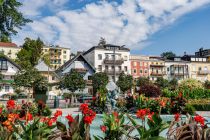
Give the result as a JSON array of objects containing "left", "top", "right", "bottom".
[{"left": 0, "top": 42, "right": 18, "bottom": 48}]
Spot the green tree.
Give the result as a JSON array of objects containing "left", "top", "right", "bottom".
[
  {"left": 155, "top": 77, "right": 169, "bottom": 89},
  {"left": 60, "top": 70, "right": 86, "bottom": 93},
  {"left": 16, "top": 38, "right": 44, "bottom": 68},
  {"left": 91, "top": 72, "right": 109, "bottom": 94},
  {"left": 14, "top": 68, "right": 47, "bottom": 97},
  {"left": 0, "top": 34, "right": 11, "bottom": 42},
  {"left": 161, "top": 51, "right": 176, "bottom": 59},
  {"left": 136, "top": 77, "right": 150, "bottom": 87},
  {"left": 116, "top": 73, "right": 133, "bottom": 93},
  {"left": 0, "top": 0, "right": 31, "bottom": 39},
  {"left": 169, "top": 78, "right": 178, "bottom": 90}
]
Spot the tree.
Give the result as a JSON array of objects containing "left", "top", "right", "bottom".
[
  {"left": 91, "top": 72, "right": 109, "bottom": 94},
  {"left": 14, "top": 68, "right": 48, "bottom": 97},
  {"left": 98, "top": 37, "right": 106, "bottom": 46},
  {"left": 60, "top": 70, "right": 86, "bottom": 93},
  {"left": 0, "top": 0, "right": 31, "bottom": 39},
  {"left": 169, "top": 78, "right": 178, "bottom": 90},
  {"left": 136, "top": 77, "right": 150, "bottom": 87},
  {"left": 116, "top": 73, "right": 133, "bottom": 93},
  {"left": 16, "top": 38, "right": 44, "bottom": 68},
  {"left": 155, "top": 77, "right": 169, "bottom": 89},
  {"left": 0, "top": 34, "right": 11, "bottom": 42},
  {"left": 161, "top": 51, "right": 176, "bottom": 59}
]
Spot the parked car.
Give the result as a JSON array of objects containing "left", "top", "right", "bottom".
[{"left": 77, "top": 95, "right": 93, "bottom": 103}]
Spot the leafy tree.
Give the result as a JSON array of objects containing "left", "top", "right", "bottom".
[
  {"left": 0, "top": 0, "right": 31, "bottom": 39},
  {"left": 169, "top": 78, "right": 178, "bottom": 90},
  {"left": 155, "top": 77, "right": 169, "bottom": 89},
  {"left": 60, "top": 70, "right": 86, "bottom": 93},
  {"left": 116, "top": 73, "right": 133, "bottom": 93},
  {"left": 0, "top": 34, "right": 11, "bottom": 42},
  {"left": 136, "top": 77, "right": 150, "bottom": 87},
  {"left": 98, "top": 37, "right": 106, "bottom": 46},
  {"left": 91, "top": 72, "right": 109, "bottom": 94},
  {"left": 16, "top": 38, "right": 44, "bottom": 68},
  {"left": 161, "top": 51, "right": 176, "bottom": 59},
  {"left": 14, "top": 68, "right": 47, "bottom": 97}
]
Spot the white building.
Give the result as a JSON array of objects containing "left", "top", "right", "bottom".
[
  {"left": 0, "top": 55, "right": 21, "bottom": 96},
  {"left": 0, "top": 42, "right": 21, "bottom": 59},
  {"left": 164, "top": 58, "right": 190, "bottom": 81},
  {"left": 83, "top": 44, "right": 130, "bottom": 82}
]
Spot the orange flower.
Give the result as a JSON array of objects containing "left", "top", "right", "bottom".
[
  {"left": 25, "top": 112, "right": 33, "bottom": 121},
  {"left": 148, "top": 112, "right": 154, "bottom": 122},
  {"left": 136, "top": 109, "right": 147, "bottom": 120},
  {"left": 159, "top": 100, "right": 166, "bottom": 107}
]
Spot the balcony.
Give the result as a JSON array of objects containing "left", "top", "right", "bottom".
[
  {"left": 171, "top": 72, "right": 188, "bottom": 76},
  {"left": 104, "top": 58, "right": 124, "bottom": 65},
  {"left": 85, "top": 80, "right": 92, "bottom": 86},
  {"left": 150, "top": 72, "right": 166, "bottom": 76},
  {"left": 150, "top": 64, "right": 165, "bottom": 67},
  {"left": 197, "top": 70, "right": 210, "bottom": 75},
  {"left": 71, "top": 68, "right": 87, "bottom": 73},
  {"left": 104, "top": 69, "right": 123, "bottom": 75}
]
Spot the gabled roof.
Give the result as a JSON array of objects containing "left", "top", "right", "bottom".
[
  {"left": 57, "top": 53, "right": 96, "bottom": 73},
  {"left": 0, "top": 54, "right": 21, "bottom": 70},
  {"left": 0, "top": 42, "right": 18, "bottom": 48},
  {"left": 35, "top": 60, "right": 54, "bottom": 72}
]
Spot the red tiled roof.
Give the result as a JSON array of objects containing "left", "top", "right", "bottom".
[{"left": 0, "top": 42, "right": 18, "bottom": 48}]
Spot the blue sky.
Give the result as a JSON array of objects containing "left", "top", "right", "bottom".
[{"left": 14, "top": 0, "right": 210, "bottom": 55}]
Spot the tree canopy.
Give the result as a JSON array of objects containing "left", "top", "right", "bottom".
[
  {"left": 91, "top": 72, "right": 109, "bottom": 94},
  {"left": 136, "top": 77, "right": 150, "bottom": 87},
  {"left": 161, "top": 51, "right": 176, "bottom": 59},
  {"left": 16, "top": 38, "right": 44, "bottom": 68},
  {"left": 116, "top": 73, "right": 133, "bottom": 93},
  {"left": 60, "top": 70, "right": 86, "bottom": 93},
  {"left": 0, "top": 0, "right": 31, "bottom": 39},
  {"left": 155, "top": 77, "right": 169, "bottom": 89}
]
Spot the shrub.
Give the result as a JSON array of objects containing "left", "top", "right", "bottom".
[
  {"left": 188, "top": 99, "right": 210, "bottom": 111},
  {"left": 136, "top": 77, "right": 150, "bottom": 87},
  {"left": 179, "top": 79, "right": 203, "bottom": 91},
  {"left": 204, "top": 80, "right": 210, "bottom": 89},
  {"left": 139, "top": 84, "right": 161, "bottom": 97},
  {"left": 155, "top": 77, "right": 169, "bottom": 89},
  {"left": 183, "top": 104, "right": 195, "bottom": 115}
]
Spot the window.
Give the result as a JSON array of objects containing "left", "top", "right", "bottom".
[
  {"left": 140, "top": 62, "right": 142, "bottom": 66},
  {"left": 124, "top": 66, "right": 127, "bottom": 71},
  {"left": 98, "top": 65, "right": 102, "bottom": 71},
  {"left": 145, "top": 70, "right": 147, "bottom": 73},
  {"left": 52, "top": 76, "right": 55, "bottom": 80},
  {"left": 133, "top": 69, "right": 137, "bottom": 73},
  {"left": 118, "top": 66, "right": 121, "bottom": 71},
  {"left": 124, "top": 55, "right": 128, "bottom": 61},
  {"left": 198, "top": 67, "right": 202, "bottom": 71},
  {"left": 5, "top": 86, "right": 10, "bottom": 92},
  {"left": 98, "top": 54, "right": 102, "bottom": 60},
  {"left": 88, "top": 76, "right": 92, "bottom": 80},
  {"left": 105, "top": 65, "right": 108, "bottom": 70},
  {"left": 63, "top": 55, "right": 66, "bottom": 59},
  {"left": 63, "top": 50, "right": 66, "bottom": 54},
  {"left": 0, "top": 60, "right": 7, "bottom": 70},
  {"left": 140, "top": 69, "right": 143, "bottom": 73},
  {"left": 167, "top": 68, "right": 170, "bottom": 71},
  {"left": 111, "top": 66, "right": 115, "bottom": 70}
]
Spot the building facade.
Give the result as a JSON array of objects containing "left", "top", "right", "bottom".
[
  {"left": 56, "top": 53, "right": 95, "bottom": 94},
  {"left": 0, "top": 42, "right": 20, "bottom": 59},
  {"left": 130, "top": 55, "right": 149, "bottom": 79},
  {"left": 42, "top": 46, "right": 71, "bottom": 69},
  {"left": 149, "top": 57, "right": 166, "bottom": 81},
  {"left": 84, "top": 44, "right": 130, "bottom": 82},
  {"left": 0, "top": 55, "right": 21, "bottom": 96}
]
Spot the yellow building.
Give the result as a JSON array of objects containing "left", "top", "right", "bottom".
[
  {"left": 149, "top": 56, "right": 166, "bottom": 81},
  {"left": 0, "top": 42, "right": 20, "bottom": 59},
  {"left": 42, "top": 45, "right": 71, "bottom": 69}
]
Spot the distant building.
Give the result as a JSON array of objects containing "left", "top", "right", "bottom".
[
  {"left": 56, "top": 53, "right": 95, "bottom": 94},
  {"left": 35, "top": 60, "right": 60, "bottom": 97},
  {"left": 130, "top": 55, "right": 149, "bottom": 79},
  {"left": 195, "top": 48, "right": 210, "bottom": 60},
  {"left": 149, "top": 56, "right": 166, "bottom": 81},
  {"left": 164, "top": 57, "right": 190, "bottom": 81},
  {"left": 0, "top": 42, "right": 21, "bottom": 59},
  {"left": 42, "top": 46, "right": 71, "bottom": 70},
  {"left": 0, "top": 55, "right": 21, "bottom": 96},
  {"left": 83, "top": 44, "right": 130, "bottom": 82}
]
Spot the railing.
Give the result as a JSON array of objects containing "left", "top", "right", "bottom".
[
  {"left": 150, "top": 64, "right": 165, "bottom": 67},
  {"left": 171, "top": 72, "right": 189, "bottom": 76},
  {"left": 150, "top": 72, "right": 166, "bottom": 76},
  {"left": 71, "top": 68, "right": 87, "bottom": 73},
  {"left": 104, "top": 70, "right": 123, "bottom": 75},
  {"left": 103, "top": 58, "right": 124, "bottom": 65}
]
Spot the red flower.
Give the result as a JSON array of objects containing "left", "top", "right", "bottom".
[
  {"left": 174, "top": 113, "right": 180, "bottom": 122},
  {"left": 178, "top": 92, "right": 183, "bottom": 98},
  {"left": 84, "top": 116, "right": 93, "bottom": 124},
  {"left": 194, "top": 115, "right": 205, "bottom": 126},
  {"left": 25, "top": 112, "right": 33, "bottom": 121},
  {"left": 7, "top": 100, "right": 15, "bottom": 109},
  {"left": 136, "top": 109, "right": 147, "bottom": 120},
  {"left": 22, "top": 100, "right": 25, "bottom": 104},
  {"left": 100, "top": 125, "right": 106, "bottom": 133},
  {"left": 54, "top": 110, "right": 62, "bottom": 118},
  {"left": 92, "top": 96, "right": 96, "bottom": 100},
  {"left": 66, "top": 114, "right": 74, "bottom": 123},
  {"left": 80, "top": 103, "right": 89, "bottom": 113},
  {"left": 0, "top": 108, "right": 2, "bottom": 114},
  {"left": 113, "top": 112, "right": 119, "bottom": 118},
  {"left": 148, "top": 112, "right": 154, "bottom": 122}
]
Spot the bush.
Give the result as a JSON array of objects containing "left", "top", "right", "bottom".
[
  {"left": 139, "top": 84, "right": 161, "bottom": 97},
  {"left": 136, "top": 77, "right": 150, "bottom": 87},
  {"left": 188, "top": 99, "right": 210, "bottom": 111},
  {"left": 155, "top": 77, "right": 169, "bottom": 89},
  {"left": 179, "top": 79, "right": 203, "bottom": 91},
  {"left": 183, "top": 104, "right": 195, "bottom": 115},
  {"left": 204, "top": 80, "right": 210, "bottom": 89}
]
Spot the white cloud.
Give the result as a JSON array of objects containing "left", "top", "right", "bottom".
[{"left": 14, "top": 0, "right": 210, "bottom": 52}]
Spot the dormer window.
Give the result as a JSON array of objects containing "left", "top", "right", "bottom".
[{"left": 0, "top": 60, "right": 8, "bottom": 70}]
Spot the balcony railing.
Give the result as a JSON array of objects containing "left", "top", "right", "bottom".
[
  {"left": 85, "top": 80, "right": 92, "bottom": 86},
  {"left": 71, "top": 68, "right": 87, "bottom": 73},
  {"left": 150, "top": 72, "right": 166, "bottom": 76},
  {"left": 150, "top": 64, "right": 165, "bottom": 67},
  {"left": 104, "top": 70, "right": 123, "bottom": 75},
  {"left": 171, "top": 72, "right": 189, "bottom": 76},
  {"left": 104, "top": 58, "right": 124, "bottom": 65},
  {"left": 197, "top": 70, "right": 210, "bottom": 75}
]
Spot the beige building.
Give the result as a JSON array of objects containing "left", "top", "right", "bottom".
[
  {"left": 149, "top": 56, "right": 166, "bottom": 81},
  {"left": 0, "top": 42, "right": 20, "bottom": 59},
  {"left": 42, "top": 46, "right": 71, "bottom": 69}
]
